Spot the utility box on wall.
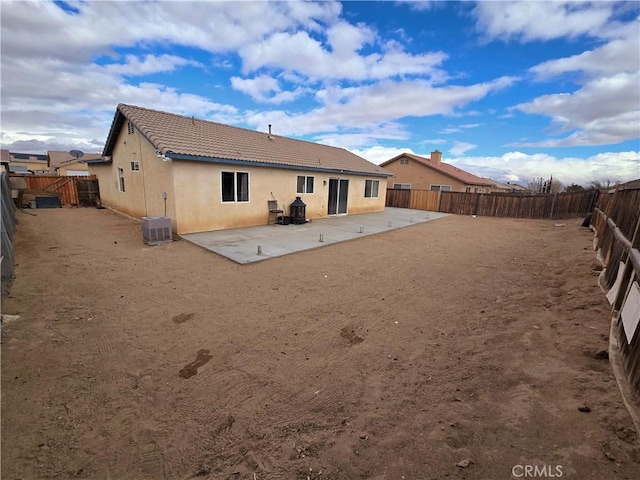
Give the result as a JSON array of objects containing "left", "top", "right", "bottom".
[{"left": 142, "top": 216, "right": 172, "bottom": 246}]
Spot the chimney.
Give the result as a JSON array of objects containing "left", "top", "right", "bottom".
[
  {"left": 268, "top": 124, "right": 272, "bottom": 135},
  {"left": 431, "top": 150, "right": 442, "bottom": 165}
]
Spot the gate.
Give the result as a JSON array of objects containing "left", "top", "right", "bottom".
[{"left": 76, "top": 178, "right": 101, "bottom": 206}]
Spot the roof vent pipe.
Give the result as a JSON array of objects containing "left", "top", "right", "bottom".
[{"left": 268, "top": 124, "right": 272, "bottom": 135}]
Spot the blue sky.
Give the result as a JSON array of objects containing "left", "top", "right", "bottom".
[{"left": 1, "top": 0, "right": 638, "bottom": 186}]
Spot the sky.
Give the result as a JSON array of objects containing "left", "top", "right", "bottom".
[{"left": 1, "top": 0, "right": 639, "bottom": 186}]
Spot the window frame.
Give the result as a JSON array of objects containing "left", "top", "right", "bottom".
[
  {"left": 393, "top": 183, "right": 411, "bottom": 190},
  {"left": 364, "top": 179, "right": 380, "bottom": 198},
  {"left": 296, "top": 175, "right": 315, "bottom": 194},
  {"left": 117, "top": 167, "right": 125, "bottom": 192},
  {"left": 430, "top": 184, "right": 452, "bottom": 192},
  {"left": 221, "top": 170, "right": 250, "bottom": 203}
]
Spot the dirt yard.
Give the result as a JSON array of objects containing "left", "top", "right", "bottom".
[{"left": 2, "top": 208, "right": 639, "bottom": 480}]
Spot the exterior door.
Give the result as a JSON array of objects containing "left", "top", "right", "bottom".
[{"left": 328, "top": 178, "right": 349, "bottom": 215}]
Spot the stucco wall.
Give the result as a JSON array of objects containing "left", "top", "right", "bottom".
[
  {"left": 172, "top": 162, "right": 387, "bottom": 234},
  {"left": 89, "top": 122, "right": 177, "bottom": 229},
  {"left": 58, "top": 163, "right": 89, "bottom": 176},
  {"left": 384, "top": 157, "right": 467, "bottom": 191},
  {"left": 92, "top": 121, "right": 387, "bottom": 234}
]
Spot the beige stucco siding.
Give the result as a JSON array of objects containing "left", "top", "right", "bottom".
[
  {"left": 172, "top": 163, "right": 387, "bottom": 234},
  {"left": 92, "top": 121, "right": 387, "bottom": 234},
  {"left": 10, "top": 161, "right": 49, "bottom": 172},
  {"left": 58, "top": 164, "right": 89, "bottom": 176},
  {"left": 385, "top": 158, "right": 467, "bottom": 191},
  {"left": 89, "top": 122, "right": 177, "bottom": 229}
]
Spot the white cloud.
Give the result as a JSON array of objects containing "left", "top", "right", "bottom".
[
  {"left": 513, "top": 71, "right": 640, "bottom": 146},
  {"left": 243, "top": 76, "right": 517, "bottom": 137},
  {"left": 531, "top": 37, "right": 640, "bottom": 79},
  {"left": 449, "top": 150, "right": 640, "bottom": 185},
  {"left": 322, "top": 146, "right": 640, "bottom": 186},
  {"left": 439, "top": 123, "right": 482, "bottom": 134},
  {"left": 103, "top": 54, "right": 202, "bottom": 76},
  {"left": 449, "top": 141, "right": 477, "bottom": 156},
  {"left": 230, "top": 75, "right": 307, "bottom": 104},
  {"left": 239, "top": 29, "right": 448, "bottom": 81},
  {"left": 473, "top": 1, "right": 615, "bottom": 42},
  {"left": 351, "top": 145, "right": 417, "bottom": 165}
]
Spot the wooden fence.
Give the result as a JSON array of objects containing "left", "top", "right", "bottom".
[
  {"left": 386, "top": 188, "right": 598, "bottom": 219},
  {"left": 1, "top": 172, "right": 17, "bottom": 294},
  {"left": 9, "top": 174, "right": 100, "bottom": 206},
  {"left": 591, "top": 179, "right": 640, "bottom": 400}
]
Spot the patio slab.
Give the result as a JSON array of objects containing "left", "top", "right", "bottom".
[{"left": 180, "top": 207, "right": 449, "bottom": 264}]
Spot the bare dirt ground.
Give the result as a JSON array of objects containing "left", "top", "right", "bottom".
[{"left": 2, "top": 207, "right": 639, "bottom": 480}]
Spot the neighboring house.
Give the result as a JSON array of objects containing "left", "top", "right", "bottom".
[
  {"left": 489, "top": 180, "right": 518, "bottom": 193},
  {"left": 380, "top": 151, "right": 494, "bottom": 193},
  {"left": 48, "top": 150, "right": 102, "bottom": 176},
  {"left": 1, "top": 149, "right": 10, "bottom": 171},
  {"left": 506, "top": 182, "right": 530, "bottom": 194},
  {"left": 89, "top": 104, "right": 392, "bottom": 234},
  {"left": 7, "top": 152, "right": 49, "bottom": 174}
]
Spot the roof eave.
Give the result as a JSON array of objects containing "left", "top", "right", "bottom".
[
  {"left": 85, "top": 158, "right": 112, "bottom": 165},
  {"left": 166, "top": 153, "right": 391, "bottom": 177}
]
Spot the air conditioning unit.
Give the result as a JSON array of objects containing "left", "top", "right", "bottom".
[{"left": 142, "top": 216, "right": 172, "bottom": 245}]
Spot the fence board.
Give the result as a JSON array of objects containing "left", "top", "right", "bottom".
[
  {"left": 1, "top": 172, "right": 17, "bottom": 293},
  {"left": 385, "top": 188, "right": 411, "bottom": 208},
  {"left": 592, "top": 179, "right": 640, "bottom": 401},
  {"left": 9, "top": 174, "right": 98, "bottom": 206},
  {"left": 387, "top": 187, "right": 598, "bottom": 219},
  {"left": 410, "top": 190, "right": 440, "bottom": 211}
]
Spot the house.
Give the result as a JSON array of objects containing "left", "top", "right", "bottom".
[
  {"left": 489, "top": 180, "right": 519, "bottom": 193},
  {"left": 47, "top": 151, "right": 102, "bottom": 176},
  {"left": 380, "top": 151, "right": 494, "bottom": 193},
  {"left": 7, "top": 152, "right": 49, "bottom": 174},
  {"left": 89, "top": 104, "right": 392, "bottom": 234}
]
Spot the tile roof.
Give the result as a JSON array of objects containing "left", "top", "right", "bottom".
[
  {"left": 104, "top": 104, "right": 391, "bottom": 177},
  {"left": 380, "top": 152, "right": 493, "bottom": 186}
]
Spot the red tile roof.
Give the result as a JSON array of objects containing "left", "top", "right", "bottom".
[
  {"left": 380, "top": 152, "right": 493, "bottom": 186},
  {"left": 104, "top": 104, "right": 391, "bottom": 177}
]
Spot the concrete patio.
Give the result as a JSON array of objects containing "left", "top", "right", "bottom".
[{"left": 180, "top": 207, "right": 449, "bottom": 264}]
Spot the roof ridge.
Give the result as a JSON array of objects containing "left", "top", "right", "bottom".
[{"left": 118, "top": 103, "right": 353, "bottom": 155}]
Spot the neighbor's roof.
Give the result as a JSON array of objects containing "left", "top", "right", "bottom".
[
  {"left": 0, "top": 149, "right": 10, "bottom": 163},
  {"left": 380, "top": 152, "right": 493, "bottom": 186},
  {"left": 48, "top": 150, "right": 102, "bottom": 168},
  {"left": 103, "top": 104, "right": 392, "bottom": 177},
  {"left": 9, "top": 152, "right": 48, "bottom": 163}
]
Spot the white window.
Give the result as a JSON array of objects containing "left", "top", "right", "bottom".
[
  {"left": 297, "top": 175, "right": 314, "bottom": 194},
  {"left": 400, "top": 158, "right": 409, "bottom": 165},
  {"left": 430, "top": 185, "right": 452, "bottom": 192},
  {"left": 394, "top": 183, "right": 411, "bottom": 190},
  {"left": 117, "top": 167, "right": 125, "bottom": 192},
  {"left": 130, "top": 161, "right": 140, "bottom": 171},
  {"left": 364, "top": 179, "right": 379, "bottom": 198},
  {"left": 221, "top": 171, "right": 249, "bottom": 202},
  {"left": 465, "top": 186, "right": 471, "bottom": 193}
]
